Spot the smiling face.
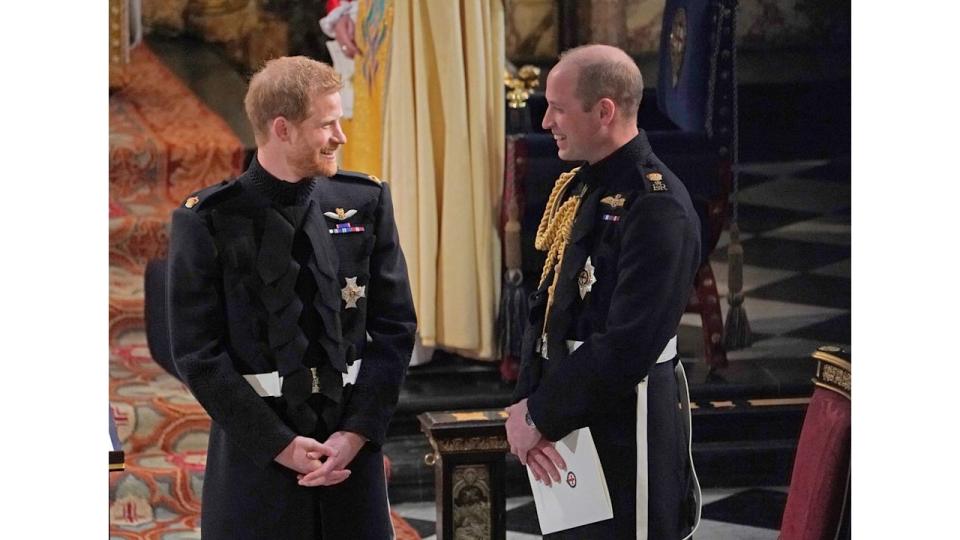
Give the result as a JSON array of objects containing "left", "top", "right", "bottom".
[
  {"left": 286, "top": 90, "right": 346, "bottom": 178},
  {"left": 541, "top": 64, "right": 603, "bottom": 163}
]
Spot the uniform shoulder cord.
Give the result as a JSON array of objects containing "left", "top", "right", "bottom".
[{"left": 534, "top": 167, "right": 584, "bottom": 337}]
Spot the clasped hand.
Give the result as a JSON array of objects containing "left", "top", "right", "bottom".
[
  {"left": 505, "top": 399, "right": 567, "bottom": 485},
  {"left": 274, "top": 431, "right": 366, "bottom": 487}
]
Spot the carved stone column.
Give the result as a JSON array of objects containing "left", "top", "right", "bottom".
[{"left": 419, "top": 409, "right": 510, "bottom": 540}]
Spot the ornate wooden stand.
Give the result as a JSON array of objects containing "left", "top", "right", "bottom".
[{"left": 418, "top": 409, "right": 511, "bottom": 540}]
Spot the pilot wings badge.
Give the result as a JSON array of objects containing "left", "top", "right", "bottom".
[
  {"left": 324, "top": 208, "right": 358, "bottom": 221},
  {"left": 600, "top": 194, "right": 625, "bottom": 209}
]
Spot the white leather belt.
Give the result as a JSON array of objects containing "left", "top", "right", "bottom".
[
  {"left": 536, "top": 334, "right": 690, "bottom": 538},
  {"left": 243, "top": 360, "right": 362, "bottom": 398},
  {"left": 634, "top": 337, "right": 700, "bottom": 540},
  {"left": 655, "top": 335, "right": 678, "bottom": 364},
  {"left": 545, "top": 336, "right": 678, "bottom": 364}
]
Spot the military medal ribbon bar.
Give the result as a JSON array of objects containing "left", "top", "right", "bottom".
[{"left": 328, "top": 223, "right": 365, "bottom": 234}]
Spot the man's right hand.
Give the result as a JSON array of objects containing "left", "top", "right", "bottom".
[
  {"left": 274, "top": 436, "right": 340, "bottom": 475},
  {"left": 526, "top": 439, "right": 567, "bottom": 486},
  {"left": 333, "top": 15, "right": 360, "bottom": 58}
]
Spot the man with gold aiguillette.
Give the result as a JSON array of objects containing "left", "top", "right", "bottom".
[
  {"left": 167, "top": 56, "right": 416, "bottom": 539},
  {"left": 506, "top": 44, "right": 702, "bottom": 539}
]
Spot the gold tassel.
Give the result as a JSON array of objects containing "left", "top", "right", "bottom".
[
  {"left": 535, "top": 167, "right": 580, "bottom": 250},
  {"left": 723, "top": 223, "right": 753, "bottom": 349},
  {"left": 497, "top": 199, "right": 527, "bottom": 381}
]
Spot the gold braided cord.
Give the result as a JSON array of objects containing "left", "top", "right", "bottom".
[
  {"left": 537, "top": 195, "right": 581, "bottom": 288},
  {"left": 533, "top": 167, "right": 583, "bottom": 338},
  {"left": 541, "top": 195, "right": 582, "bottom": 336},
  {"left": 535, "top": 167, "right": 581, "bottom": 252}
]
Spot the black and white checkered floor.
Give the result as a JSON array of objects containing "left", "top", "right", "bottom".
[
  {"left": 680, "top": 158, "right": 851, "bottom": 360},
  {"left": 393, "top": 487, "right": 789, "bottom": 539},
  {"left": 391, "top": 157, "right": 850, "bottom": 539}
]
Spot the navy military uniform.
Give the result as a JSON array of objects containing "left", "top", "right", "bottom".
[
  {"left": 167, "top": 156, "right": 416, "bottom": 539},
  {"left": 513, "top": 132, "right": 701, "bottom": 539}
]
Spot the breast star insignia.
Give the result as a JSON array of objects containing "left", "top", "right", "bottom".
[
  {"left": 341, "top": 277, "right": 366, "bottom": 309},
  {"left": 578, "top": 257, "right": 597, "bottom": 299}
]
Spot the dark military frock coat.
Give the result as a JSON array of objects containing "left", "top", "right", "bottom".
[
  {"left": 513, "top": 132, "right": 701, "bottom": 539},
  {"left": 167, "top": 157, "right": 416, "bottom": 539}
]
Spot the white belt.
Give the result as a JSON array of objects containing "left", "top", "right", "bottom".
[
  {"left": 635, "top": 337, "right": 701, "bottom": 540},
  {"left": 539, "top": 335, "right": 691, "bottom": 537},
  {"left": 552, "top": 335, "right": 677, "bottom": 364},
  {"left": 555, "top": 335, "right": 688, "bottom": 538},
  {"left": 243, "top": 360, "right": 362, "bottom": 398}
]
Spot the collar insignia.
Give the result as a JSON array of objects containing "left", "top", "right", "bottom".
[
  {"left": 324, "top": 208, "right": 358, "bottom": 221},
  {"left": 185, "top": 196, "right": 200, "bottom": 209},
  {"left": 600, "top": 194, "right": 626, "bottom": 209},
  {"left": 646, "top": 172, "right": 668, "bottom": 192}
]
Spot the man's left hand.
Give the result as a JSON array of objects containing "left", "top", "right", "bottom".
[
  {"left": 298, "top": 431, "right": 367, "bottom": 487},
  {"left": 506, "top": 398, "right": 542, "bottom": 465},
  {"left": 527, "top": 439, "right": 567, "bottom": 486}
]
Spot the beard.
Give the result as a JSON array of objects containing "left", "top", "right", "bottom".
[{"left": 288, "top": 143, "right": 339, "bottom": 179}]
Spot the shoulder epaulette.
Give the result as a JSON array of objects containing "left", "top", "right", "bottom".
[
  {"left": 332, "top": 169, "right": 383, "bottom": 186},
  {"left": 182, "top": 179, "right": 238, "bottom": 210},
  {"left": 637, "top": 163, "right": 668, "bottom": 193}
]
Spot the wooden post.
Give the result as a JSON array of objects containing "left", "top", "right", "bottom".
[{"left": 418, "top": 409, "right": 511, "bottom": 540}]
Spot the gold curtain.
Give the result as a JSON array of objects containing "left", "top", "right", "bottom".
[
  {"left": 383, "top": 0, "right": 505, "bottom": 359},
  {"left": 341, "top": 0, "right": 393, "bottom": 177}
]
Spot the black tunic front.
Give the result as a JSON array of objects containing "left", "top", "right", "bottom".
[
  {"left": 513, "top": 132, "right": 701, "bottom": 539},
  {"left": 167, "top": 157, "right": 417, "bottom": 539}
]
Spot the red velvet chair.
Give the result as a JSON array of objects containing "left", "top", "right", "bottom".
[{"left": 779, "top": 346, "right": 851, "bottom": 540}]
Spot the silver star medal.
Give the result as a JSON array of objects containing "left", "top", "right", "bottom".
[
  {"left": 578, "top": 257, "right": 597, "bottom": 299},
  {"left": 341, "top": 277, "right": 366, "bottom": 309}
]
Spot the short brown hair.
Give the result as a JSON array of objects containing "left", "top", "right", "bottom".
[
  {"left": 559, "top": 45, "right": 643, "bottom": 119},
  {"left": 244, "top": 56, "right": 343, "bottom": 143}
]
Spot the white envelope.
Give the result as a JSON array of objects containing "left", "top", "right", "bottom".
[{"left": 527, "top": 427, "right": 614, "bottom": 535}]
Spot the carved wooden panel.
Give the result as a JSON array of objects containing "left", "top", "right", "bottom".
[{"left": 452, "top": 465, "right": 492, "bottom": 540}]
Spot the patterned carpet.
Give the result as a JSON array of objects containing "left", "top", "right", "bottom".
[
  {"left": 108, "top": 44, "right": 245, "bottom": 342},
  {"left": 108, "top": 44, "right": 420, "bottom": 539}
]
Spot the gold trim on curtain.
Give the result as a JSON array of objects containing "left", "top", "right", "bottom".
[{"left": 341, "top": 0, "right": 392, "bottom": 178}]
